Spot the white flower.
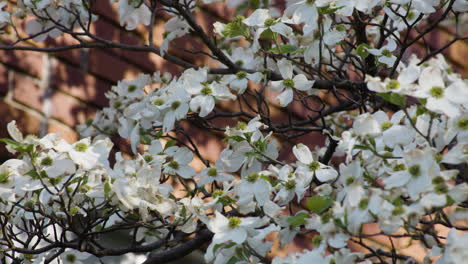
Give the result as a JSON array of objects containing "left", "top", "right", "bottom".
[
  {"left": 293, "top": 144, "right": 338, "bottom": 182},
  {"left": 236, "top": 172, "right": 272, "bottom": 206},
  {"left": 243, "top": 9, "right": 292, "bottom": 51},
  {"left": 25, "top": 18, "right": 62, "bottom": 42},
  {"left": 56, "top": 137, "right": 113, "bottom": 170},
  {"left": 283, "top": 0, "right": 319, "bottom": 34},
  {"left": 161, "top": 16, "right": 190, "bottom": 56},
  {"left": 163, "top": 147, "right": 196, "bottom": 179},
  {"left": 0, "top": 2, "right": 10, "bottom": 28},
  {"left": 437, "top": 229, "right": 468, "bottom": 264},
  {"left": 196, "top": 166, "right": 234, "bottom": 186},
  {"left": 208, "top": 211, "right": 263, "bottom": 244},
  {"left": 118, "top": 0, "right": 151, "bottom": 30},
  {"left": 352, "top": 113, "right": 380, "bottom": 137},
  {"left": 222, "top": 71, "right": 263, "bottom": 94},
  {"left": 413, "top": 67, "right": 468, "bottom": 117},
  {"left": 189, "top": 82, "right": 236, "bottom": 117},
  {"left": 270, "top": 59, "right": 315, "bottom": 106},
  {"left": 382, "top": 148, "right": 439, "bottom": 199},
  {"left": 367, "top": 39, "right": 398, "bottom": 66}
]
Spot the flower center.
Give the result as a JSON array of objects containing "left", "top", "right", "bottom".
[
  {"left": 127, "top": 85, "right": 137, "bottom": 93},
  {"left": 393, "top": 164, "right": 406, "bottom": 171},
  {"left": 236, "top": 121, "right": 247, "bottom": 130},
  {"left": 212, "top": 190, "right": 224, "bottom": 197},
  {"left": 309, "top": 161, "right": 320, "bottom": 171},
  {"left": 40, "top": 157, "right": 54, "bottom": 166},
  {"left": 236, "top": 71, "right": 247, "bottom": 79},
  {"left": 358, "top": 198, "right": 369, "bottom": 210},
  {"left": 381, "top": 49, "right": 392, "bottom": 57},
  {"left": 386, "top": 80, "right": 400, "bottom": 90},
  {"left": 381, "top": 122, "right": 393, "bottom": 131},
  {"left": 207, "top": 168, "right": 218, "bottom": 177},
  {"left": 408, "top": 164, "right": 421, "bottom": 177},
  {"left": 75, "top": 143, "right": 88, "bottom": 152},
  {"left": 65, "top": 254, "right": 77, "bottom": 263},
  {"left": 144, "top": 155, "right": 153, "bottom": 163},
  {"left": 168, "top": 160, "right": 179, "bottom": 170},
  {"left": 285, "top": 180, "right": 296, "bottom": 190},
  {"left": 429, "top": 86, "right": 444, "bottom": 99},
  {"left": 457, "top": 118, "right": 468, "bottom": 130},
  {"left": 201, "top": 85, "right": 213, "bottom": 95},
  {"left": 171, "top": 101, "right": 181, "bottom": 110},
  {"left": 228, "top": 217, "right": 241, "bottom": 228},
  {"left": 345, "top": 176, "right": 355, "bottom": 186},
  {"left": 235, "top": 60, "right": 244, "bottom": 67},
  {"left": 246, "top": 173, "right": 259, "bottom": 182},
  {"left": 153, "top": 99, "right": 165, "bottom": 106},
  {"left": 264, "top": 18, "right": 276, "bottom": 27},
  {"left": 283, "top": 78, "right": 295, "bottom": 89}
]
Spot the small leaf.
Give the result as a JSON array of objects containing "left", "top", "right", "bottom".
[
  {"left": 287, "top": 212, "right": 309, "bottom": 227},
  {"left": 356, "top": 43, "right": 371, "bottom": 59},
  {"left": 377, "top": 92, "right": 407, "bottom": 107},
  {"left": 164, "top": 140, "right": 177, "bottom": 150},
  {"left": 306, "top": 195, "right": 333, "bottom": 214},
  {"left": 269, "top": 44, "right": 297, "bottom": 54},
  {"left": 222, "top": 22, "right": 249, "bottom": 38}
]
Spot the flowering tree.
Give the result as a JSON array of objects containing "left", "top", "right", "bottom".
[{"left": 0, "top": 0, "right": 467, "bottom": 263}]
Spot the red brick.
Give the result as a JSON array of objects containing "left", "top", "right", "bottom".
[
  {"left": 49, "top": 92, "right": 97, "bottom": 127},
  {"left": 0, "top": 48, "right": 43, "bottom": 78},
  {"left": 88, "top": 48, "right": 141, "bottom": 82},
  {"left": 91, "top": 0, "right": 119, "bottom": 25},
  {"left": 12, "top": 73, "right": 43, "bottom": 111},
  {"left": 52, "top": 62, "right": 110, "bottom": 107},
  {"left": 0, "top": 64, "right": 7, "bottom": 96},
  {"left": 12, "top": 73, "right": 97, "bottom": 127},
  {"left": 48, "top": 121, "right": 79, "bottom": 143}
]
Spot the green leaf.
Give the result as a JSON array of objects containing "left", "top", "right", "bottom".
[
  {"left": 377, "top": 92, "right": 407, "bottom": 107},
  {"left": 306, "top": 195, "right": 333, "bottom": 214},
  {"left": 269, "top": 44, "right": 297, "bottom": 54},
  {"left": 0, "top": 139, "right": 34, "bottom": 153},
  {"left": 356, "top": 43, "right": 371, "bottom": 59},
  {"left": 226, "top": 257, "right": 240, "bottom": 264},
  {"left": 222, "top": 22, "right": 249, "bottom": 38},
  {"left": 0, "top": 172, "right": 9, "bottom": 183},
  {"left": 0, "top": 138, "right": 20, "bottom": 147},
  {"left": 26, "top": 169, "right": 40, "bottom": 179},
  {"left": 287, "top": 212, "right": 309, "bottom": 227},
  {"left": 353, "top": 144, "right": 368, "bottom": 150},
  {"left": 104, "top": 180, "right": 112, "bottom": 196},
  {"left": 229, "top": 135, "right": 245, "bottom": 142},
  {"left": 317, "top": 5, "right": 344, "bottom": 15},
  {"left": 164, "top": 140, "right": 177, "bottom": 150}
]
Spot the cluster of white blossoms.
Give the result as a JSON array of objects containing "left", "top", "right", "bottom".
[{"left": 1, "top": 0, "right": 468, "bottom": 264}]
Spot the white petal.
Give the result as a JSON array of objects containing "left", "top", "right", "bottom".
[
  {"left": 315, "top": 168, "right": 338, "bottom": 182},
  {"left": 243, "top": 9, "right": 269, "bottom": 26},
  {"left": 7, "top": 121, "right": 23, "bottom": 142},
  {"left": 293, "top": 144, "right": 313, "bottom": 164},
  {"left": 270, "top": 22, "right": 292, "bottom": 36},
  {"left": 383, "top": 171, "right": 410, "bottom": 189},
  {"left": 276, "top": 88, "right": 293, "bottom": 107},
  {"left": 277, "top": 58, "right": 293, "bottom": 79},
  {"left": 293, "top": 74, "right": 314, "bottom": 91},
  {"left": 270, "top": 80, "right": 285, "bottom": 92}
]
